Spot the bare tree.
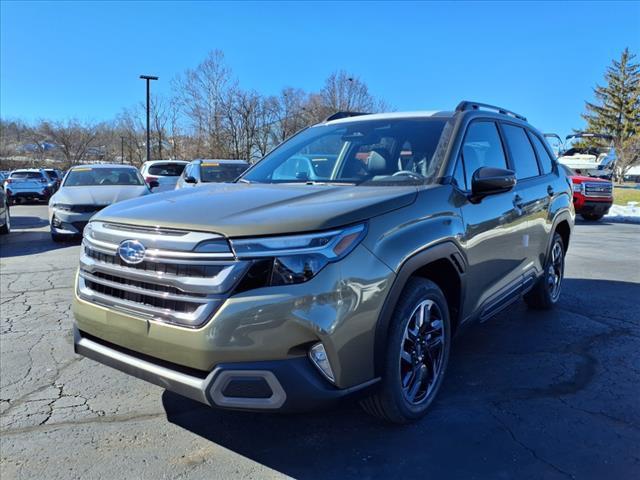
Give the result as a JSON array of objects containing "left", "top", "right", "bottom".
[
  {"left": 616, "top": 136, "right": 640, "bottom": 178},
  {"left": 172, "top": 50, "right": 234, "bottom": 158},
  {"left": 39, "top": 120, "right": 99, "bottom": 167}
]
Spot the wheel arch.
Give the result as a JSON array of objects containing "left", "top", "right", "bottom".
[
  {"left": 548, "top": 209, "right": 573, "bottom": 255},
  {"left": 373, "top": 241, "right": 466, "bottom": 377}
]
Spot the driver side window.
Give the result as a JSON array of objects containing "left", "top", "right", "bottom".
[{"left": 461, "top": 121, "right": 507, "bottom": 188}]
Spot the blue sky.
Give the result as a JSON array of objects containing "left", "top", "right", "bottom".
[{"left": 1, "top": 1, "right": 639, "bottom": 135}]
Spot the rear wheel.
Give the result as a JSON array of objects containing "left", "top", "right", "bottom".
[
  {"left": 524, "top": 232, "right": 565, "bottom": 309},
  {"left": 581, "top": 213, "right": 603, "bottom": 221},
  {"left": 360, "top": 278, "right": 451, "bottom": 424}
]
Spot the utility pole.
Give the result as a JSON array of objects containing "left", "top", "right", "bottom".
[
  {"left": 139, "top": 75, "right": 158, "bottom": 162},
  {"left": 120, "top": 136, "right": 125, "bottom": 164}
]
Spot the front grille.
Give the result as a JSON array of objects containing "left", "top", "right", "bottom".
[
  {"left": 90, "top": 271, "right": 207, "bottom": 297},
  {"left": 84, "top": 279, "right": 200, "bottom": 313},
  {"left": 77, "top": 221, "right": 248, "bottom": 327},
  {"left": 70, "top": 204, "right": 106, "bottom": 213},
  {"left": 584, "top": 182, "right": 612, "bottom": 197},
  {"left": 72, "top": 221, "right": 89, "bottom": 233},
  {"left": 84, "top": 247, "right": 226, "bottom": 277}
]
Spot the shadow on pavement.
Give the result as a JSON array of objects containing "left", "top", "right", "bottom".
[
  {"left": 0, "top": 231, "right": 80, "bottom": 257},
  {"left": 162, "top": 277, "right": 639, "bottom": 479},
  {"left": 9, "top": 214, "right": 50, "bottom": 229}
]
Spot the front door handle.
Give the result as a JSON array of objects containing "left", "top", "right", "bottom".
[
  {"left": 513, "top": 194, "right": 524, "bottom": 208},
  {"left": 547, "top": 185, "right": 555, "bottom": 196}
]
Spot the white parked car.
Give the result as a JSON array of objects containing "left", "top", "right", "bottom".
[
  {"left": 140, "top": 160, "right": 189, "bottom": 193},
  {"left": 48, "top": 164, "right": 154, "bottom": 241},
  {"left": 4, "top": 168, "right": 55, "bottom": 204}
]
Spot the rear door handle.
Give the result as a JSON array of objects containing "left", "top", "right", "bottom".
[{"left": 547, "top": 185, "right": 554, "bottom": 196}]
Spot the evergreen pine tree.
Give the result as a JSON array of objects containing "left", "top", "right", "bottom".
[{"left": 581, "top": 48, "right": 640, "bottom": 178}]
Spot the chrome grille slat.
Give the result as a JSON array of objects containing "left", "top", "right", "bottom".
[
  {"left": 79, "top": 254, "right": 245, "bottom": 295},
  {"left": 83, "top": 236, "right": 234, "bottom": 262},
  {"left": 77, "top": 221, "right": 245, "bottom": 328},
  {"left": 584, "top": 182, "right": 612, "bottom": 197},
  {"left": 80, "top": 271, "right": 212, "bottom": 303}
]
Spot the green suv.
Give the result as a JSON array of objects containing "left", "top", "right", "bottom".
[{"left": 73, "top": 101, "right": 574, "bottom": 423}]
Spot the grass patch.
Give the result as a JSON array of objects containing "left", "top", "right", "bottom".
[{"left": 614, "top": 186, "right": 640, "bottom": 205}]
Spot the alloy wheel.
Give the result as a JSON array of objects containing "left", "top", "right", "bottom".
[
  {"left": 399, "top": 299, "right": 445, "bottom": 405},
  {"left": 547, "top": 241, "right": 564, "bottom": 301}
]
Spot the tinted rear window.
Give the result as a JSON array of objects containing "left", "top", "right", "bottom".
[
  {"left": 502, "top": 124, "right": 540, "bottom": 179},
  {"left": 529, "top": 134, "right": 554, "bottom": 174},
  {"left": 148, "top": 163, "right": 187, "bottom": 176},
  {"left": 200, "top": 163, "right": 248, "bottom": 183},
  {"left": 45, "top": 170, "right": 59, "bottom": 178},
  {"left": 11, "top": 171, "right": 44, "bottom": 179}
]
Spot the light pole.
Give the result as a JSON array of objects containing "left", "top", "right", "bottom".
[
  {"left": 120, "top": 136, "right": 125, "bottom": 164},
  {"left": 139, "top": 75, "right": 158, "bottom": 162}
]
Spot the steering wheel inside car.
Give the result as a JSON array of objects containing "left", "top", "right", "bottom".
[{"left": 392, "top": 170, "right": 423, "bottom": 179}]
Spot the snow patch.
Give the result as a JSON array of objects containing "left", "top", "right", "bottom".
[{"left": 604, "top": 203, "right": 640, "bottom": 224}]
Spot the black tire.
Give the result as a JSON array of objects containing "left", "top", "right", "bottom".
[
  {"left": 360, "top": 278, "right": 451, "bottom": 424},
  {"left": 524, "top": 232, "right": 565, "bottom": 310},
  {"left": 0, "top": 203, "right": 9, "bottom": 235},
  {"left": 581, "top": 213, "right": 603, "bottom": 221},
  {"left": 51, "top": 232, "right": 66, "bottom": 243}
]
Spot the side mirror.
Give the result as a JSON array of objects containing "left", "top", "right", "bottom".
[
  {"left": 184, "top": 176, "right": 197, "bottom": 184},
  {"left": 148, "top": 180, "right": 160, "bottom": 189},
  {"left": 471, "top": 167, "right": 516, "bottom": 200}
]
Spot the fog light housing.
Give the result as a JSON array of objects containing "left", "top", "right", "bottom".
[
  {"left": 52, "top": 215, "right": 63, "bottom": 228},
  {"left": 309, "top": 343, "right": 335, "bottom": 383}
]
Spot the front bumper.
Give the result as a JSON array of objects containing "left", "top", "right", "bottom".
[
  {"left": 573, "top": 196, "right": 612, "bottom": 215},
  {"left": 51, "top": 209, "right": 94, "bottom": 235},
  {"left": 74, "top": 326, "right": 379, "bottom": 411},
  {"left": 73, "top": 243, "right": 395, "bottom": 389}
]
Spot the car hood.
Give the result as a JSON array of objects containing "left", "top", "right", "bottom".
[
  {"left": 53, "top": 185, "right": 149, "bottom": 206},
  {"left": 93, "top": 182, "right": 418, "bottom": 237}
]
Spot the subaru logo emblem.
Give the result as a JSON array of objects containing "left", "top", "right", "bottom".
[{"left": 117, "top": 240, "right": 146, "bottom": 264}]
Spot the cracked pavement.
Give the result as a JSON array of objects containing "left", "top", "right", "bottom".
[{"left": 1, "top": 204, "right": 639, "bottom": 479}]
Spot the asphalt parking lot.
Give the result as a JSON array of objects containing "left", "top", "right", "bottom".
[{"left": 1, "top": 204, "right": 639, "bottom": 480}]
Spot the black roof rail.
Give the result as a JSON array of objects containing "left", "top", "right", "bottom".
[
  {"left": 455, "top": 101, "right": 527, "bottom": 121},
  {"left": 324, "top": 111, "right": 370, "bottom": 122}
]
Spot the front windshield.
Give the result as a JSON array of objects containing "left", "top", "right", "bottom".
[
  {"left": 201, "top": 162, "right": 249, "bottom": 183},
  {"left": 64, "top": 167, "right": 144, "bottom": 187},
  {"left": 241, "top": 118, "right": 450, "bottom": 185}
]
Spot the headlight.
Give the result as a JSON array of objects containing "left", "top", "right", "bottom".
[
  {"left": 229, "top": 224, "right": 367, "bottom": 286},
  {"left": 572, "top": 183, "right": 583, "bottom": 193},
  {"left": 52, "top": 203, "right": 73, "bottom": 211}
]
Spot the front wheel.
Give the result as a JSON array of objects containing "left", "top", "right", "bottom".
[
  {"left": 524, "top": 232, "right": 565, "bottom": 309},
  {"left": 581, "top": 213, "right": 604, "bottom": 221},
  {"left": 0, "top": 203, "right": 10, "bottom": 234},
  {"left": 360, "top": 278, "right": 451, "bottom": 424}
]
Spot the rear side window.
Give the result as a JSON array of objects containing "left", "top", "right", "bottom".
[
  {"left": 502, "top": 124, "right": 540, "bottom": 179},
  {"left": 461, "top": 121, "right": 507, "bottom": 188},
  {"left": 529, "top": 133, "right": 555, "bottom": 174},
  {"left": 148, "top": 163, "right": 186, "bottom": 176}
]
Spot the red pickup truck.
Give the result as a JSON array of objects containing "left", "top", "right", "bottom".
[{"left": 561, "top": 165, "right": 613, "bottom": 221}]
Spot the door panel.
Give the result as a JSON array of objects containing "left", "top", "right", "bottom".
[
  {"left": 501, "top": 124, "right": 550, "bottom": 276},
  {"left": 455, "top": 120, "right": 523, "bottom": 319}
]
